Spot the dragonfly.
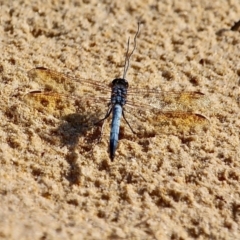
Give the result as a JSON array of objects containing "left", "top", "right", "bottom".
[{"left": 25, "top": 23, "right": 209, "bottom": 161}]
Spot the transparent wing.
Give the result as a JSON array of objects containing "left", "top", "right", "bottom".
[
  {"left": 25, "top": 67, "right": 111, "bottom": 123},
  {"left": 27, "top": 67, "right": 110, "bottom": 94},
  {"left": 125, "top": 84, "right": 210, "bottom": 134},
  {"left": 125, "top": 89, "right": 210, "bottom": 135},
  {"left": 25, "top": 67, "right": 210, "bottom": 135},
  {"left": 127, "top": 88, "right": 209, "bottom": 113},
  {"left": 124, "top": 107, "right": 209, "bottom": 136}
]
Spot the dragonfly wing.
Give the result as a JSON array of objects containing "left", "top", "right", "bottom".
[
  {"left": 125, "top": 88, "right": 210, "bottom": 135},
  {"left": 127, "top": 89, "right": 210, "bottom": 113},
  {"left": 26, "top": 67, "right": 111, "bottom": 124},
  {"left": 27, "top": 67, "right": 111, "bottom": 95},
  {"left": 124, "top": 106, "right": 209, "bottom": 136}
]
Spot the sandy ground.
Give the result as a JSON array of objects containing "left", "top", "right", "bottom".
[{"left": 0, "top": 0, "right": 240, "bottom": 239}]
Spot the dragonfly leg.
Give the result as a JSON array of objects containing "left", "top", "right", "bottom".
[
  {"left": 94, "top": 106, "right": 112, "bottom": 143},
  {"left": 122, "top": 110, "right": 136, "bottom": 134},
  {"left": 94, "top": 105, "right": 112, "bottom": 126}
]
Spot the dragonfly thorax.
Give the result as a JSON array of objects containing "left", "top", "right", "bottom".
[
  {"left": 111, "top": 78, "right": 129, "bottom": 88},
  {"left": 111, "top": 78, "right": 128, "bottom": 106}
]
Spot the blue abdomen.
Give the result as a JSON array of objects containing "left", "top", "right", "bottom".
[{"left": 110, "top": 104, "right": 123, "bottom": 160}]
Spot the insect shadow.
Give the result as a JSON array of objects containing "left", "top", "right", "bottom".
[
  {"left": 57, "top": 110, "right": 104, "bottom": 151},
  {"left": 56, "top": 111, "right": 106, "bottom": 184}
]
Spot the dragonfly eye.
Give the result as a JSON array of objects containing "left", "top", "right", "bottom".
[{"left": 112, "top": 78, "right": 129, "bottom": 88}]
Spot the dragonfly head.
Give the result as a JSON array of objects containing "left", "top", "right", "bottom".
[{"left": 111, "top": 78, "right": 129, "bottom": 89}]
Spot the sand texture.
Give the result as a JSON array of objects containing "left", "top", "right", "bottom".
[{"left": 0, "top": 0, "right": 240, "bottom": 239}]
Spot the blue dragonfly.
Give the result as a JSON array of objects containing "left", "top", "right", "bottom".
[{"left": 26, "top": 24, "right": 209, "bottom": 160}]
